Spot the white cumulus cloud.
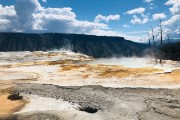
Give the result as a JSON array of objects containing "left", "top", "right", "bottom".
[
  {"left": 0, "top": 5, "right": 16, "bottom": 31},
  {"left": 126, "top": 7, "right": 149, "bottom": 24},
  {"left": 42, "top": 0, "right": 47, "bottom": 3},
  {"left": 0, "top": 0, "right": 125, "bottom": 39},
  {"left": 162, "top": 15, "right": 180, "bottom": 35},
  {"left": 152, "top": 13, "right": 167, "bottom": 20},
  {"left": 161, "top": 0, "right": 180, "bottom": 38},
  {"left": 144, "top": 0, "right": 153, "bottom": 3},
  {"left": 144, "top": 0, "right": 155, "bottom": 9},
  {"left": 126, "top": 7, "right": 145, "bottom": 15},
  {"left": 165, "top": 0, "right": 180, "bottom": 14},
  {"left": 131, "top": 15, "right": 148, "bottom": 24},
  {"left": 122, "top": 24, "right": 130, "bottom": 28},
  {"left": 14, "top": 0, "right": 42, "bottom": 32},
  {"left": 94, "top": 14, "right": 120, "bottom": 23},
  {"left": 2, "top": 0, "right": 175, "bottom": 42},
  {"left": 147, "top": 15, "right": 180, "bottom": 40},
  {"left": 0, "top": 5, "right": 16, "bottom": 16}
]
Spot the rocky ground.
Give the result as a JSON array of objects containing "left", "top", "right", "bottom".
[
  {"left": 0, "top": 51, "right": 179, "bottom": 120},
  {"left": 1, "top": 84, "right": 180, "bottom": 120}
]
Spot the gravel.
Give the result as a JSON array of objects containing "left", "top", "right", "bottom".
[{"left": 4, "top": 83, "right": 179, "bottom": 120}]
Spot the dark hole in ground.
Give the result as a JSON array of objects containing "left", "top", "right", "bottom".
[
  {"left": 79, "top": 106, "right": 98, "bottom": 113},
  {"left": 7, "top": 94, "right": 23, "bottom": 101}
]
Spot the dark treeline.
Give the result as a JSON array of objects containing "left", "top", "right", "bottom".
[
  {"left": 147, "top": 19, "right": 180, "bottom": 63},
  {"left": 0, "top": 32, "right": 148, "bottom": 58},
  {"left": 161, "top": 42, "right": 180, "bottom": 61}
]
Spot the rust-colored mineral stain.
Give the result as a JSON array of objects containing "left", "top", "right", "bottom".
[
  {"left": 121, "top": 69, "right": 180, "bottom": 86},
  {"left": 60, "top": 64, "right": 162, "bottom": 79},
  {"left": 61, "top": 64, "right": 87, "bottom": 71},
  {"left": 160, "top": 70, "right": 180, "bottom": 84},
  {"left": 81, "top": 74, "right": 89, "bottom": 79},
  {"left": 99, "top": 67, "right": 162, "bottom": 78},
  {"left": 0, "top": 94, "right": 28, "bottom": 116},
  {"left": 0, "top": 81, "right": 27, "bottom": 116}
]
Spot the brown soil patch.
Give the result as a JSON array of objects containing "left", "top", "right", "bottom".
[{"left": 0, "top": 94, "right": 28, "bottom": 116}]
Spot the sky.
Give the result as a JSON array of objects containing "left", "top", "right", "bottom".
[{"left": 0, "top": 0, "right": 179, "bottom": 42}]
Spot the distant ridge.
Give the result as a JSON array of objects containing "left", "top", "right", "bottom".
[{"left": 0, "top": 32, "right": 148, "bottom": 58}]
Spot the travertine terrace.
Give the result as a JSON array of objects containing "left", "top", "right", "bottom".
[{"left": 0, "top": 51, "right": 179, "bottom": 120}]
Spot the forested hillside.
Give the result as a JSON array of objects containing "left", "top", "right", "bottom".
[{"left": 0, "top": 33, "right": 148, "bottom": 58}]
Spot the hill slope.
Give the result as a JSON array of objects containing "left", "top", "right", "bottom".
[{"left": 0, "top": 33, "right": 148, "bottom": 58}]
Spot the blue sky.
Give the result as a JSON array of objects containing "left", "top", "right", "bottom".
[{"left": 0, "top": 0, "right": 179, "bottom": 42}]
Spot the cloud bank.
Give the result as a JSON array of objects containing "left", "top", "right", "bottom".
[{"left": 0, "top": 0, "right": 122, "bottom": 37}]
